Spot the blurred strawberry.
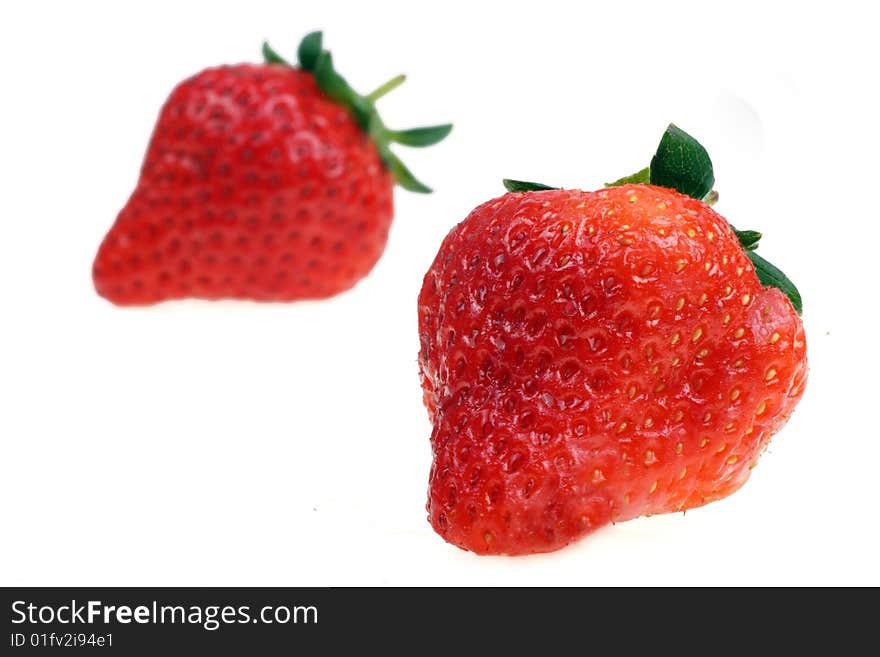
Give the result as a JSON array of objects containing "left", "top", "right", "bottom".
[{"left": 93, "top": 31, "right": 451, "bottom": 305}]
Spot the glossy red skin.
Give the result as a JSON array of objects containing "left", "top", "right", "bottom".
[
  {"left": 418, "top": 185, "right": 807, "bottom": 555},
  {"left": 93, "top": 64, "right": 394, "bottom": 305}
]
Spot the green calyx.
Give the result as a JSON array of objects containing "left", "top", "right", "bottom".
[
  {"left": 503, "top": 124, "right": 802, "bottom": 315},
  {"left": 263, "top": 31, "right": 452, "bottom": 193}
]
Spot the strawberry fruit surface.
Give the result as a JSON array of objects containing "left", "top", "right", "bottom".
[
  {"left": 418, "top": 126, "right": 807, "bottom": 555},
  {"left": 93, "top": 32, "right": 451, "bottom": 305}
]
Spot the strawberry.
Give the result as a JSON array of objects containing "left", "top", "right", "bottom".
[
  {"left": 93, "top": 31, "right": 451, "bottom": 305},
  {"left": 417, "top": 125, "right": 807, "bottom": 555}
]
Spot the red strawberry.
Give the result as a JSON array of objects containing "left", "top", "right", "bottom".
[
  {"left": 93, "top": 32, "right": 451, "bottom": 305},
  {"left": 417, "top": 126, "right": 807, "bottom": 555}
]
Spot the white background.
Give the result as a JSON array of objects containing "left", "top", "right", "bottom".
[{"left": 1, "top": 0, "right": 877, "bottom": 586}]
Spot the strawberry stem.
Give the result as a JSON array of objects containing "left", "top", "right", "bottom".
[
  {"left": 263, "top": 32, "right": 452, "bottom": 194},
  {"left": 366, "top": 74, "right": 407, "bottom": 102}
]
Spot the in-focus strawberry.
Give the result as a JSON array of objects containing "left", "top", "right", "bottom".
[
  {"left": 418, "top": 125, "right": 807, "bottom": 555},
  {"left": 93, "top": 31, "right": 451, "bottom": 305}
]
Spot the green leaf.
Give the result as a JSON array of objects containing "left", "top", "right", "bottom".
[
  {"left": 312, "top": 52, "right": 353, "bottom": 104},
  {"left": 381, "top": 148, "right": 432, "bottom": 193},
  {"left": 297, "top": 31, "right": 323, "bottom": 71},
  {"left": 389, "top": 124, "right": 453, "bottom": 147},
  {"left": 649, "top": 124, "right": 715, "bottom": 201},
  {"left": 747, "top": 251, "right": 802, "bottom": 315},
  {"left": 605, "top": 166, "right": 650, "bottom": 187},
  {"left": 312, "top": 52, "right": 343, "bottom": 97},
  {"left": 262, "top": 41, "right": 289, "bottom": 65},
  {"left": 502, "top": 179, "right": 559, "bottom": 193},
  {"left": 312, "top": 52, "right": 370, "bottom": 130},
  {"left": 734, "top": 229, "right": 762, "bottom": 251},
  {"left": 347, "top": 96, "right": 373, "bottom": 132}
]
